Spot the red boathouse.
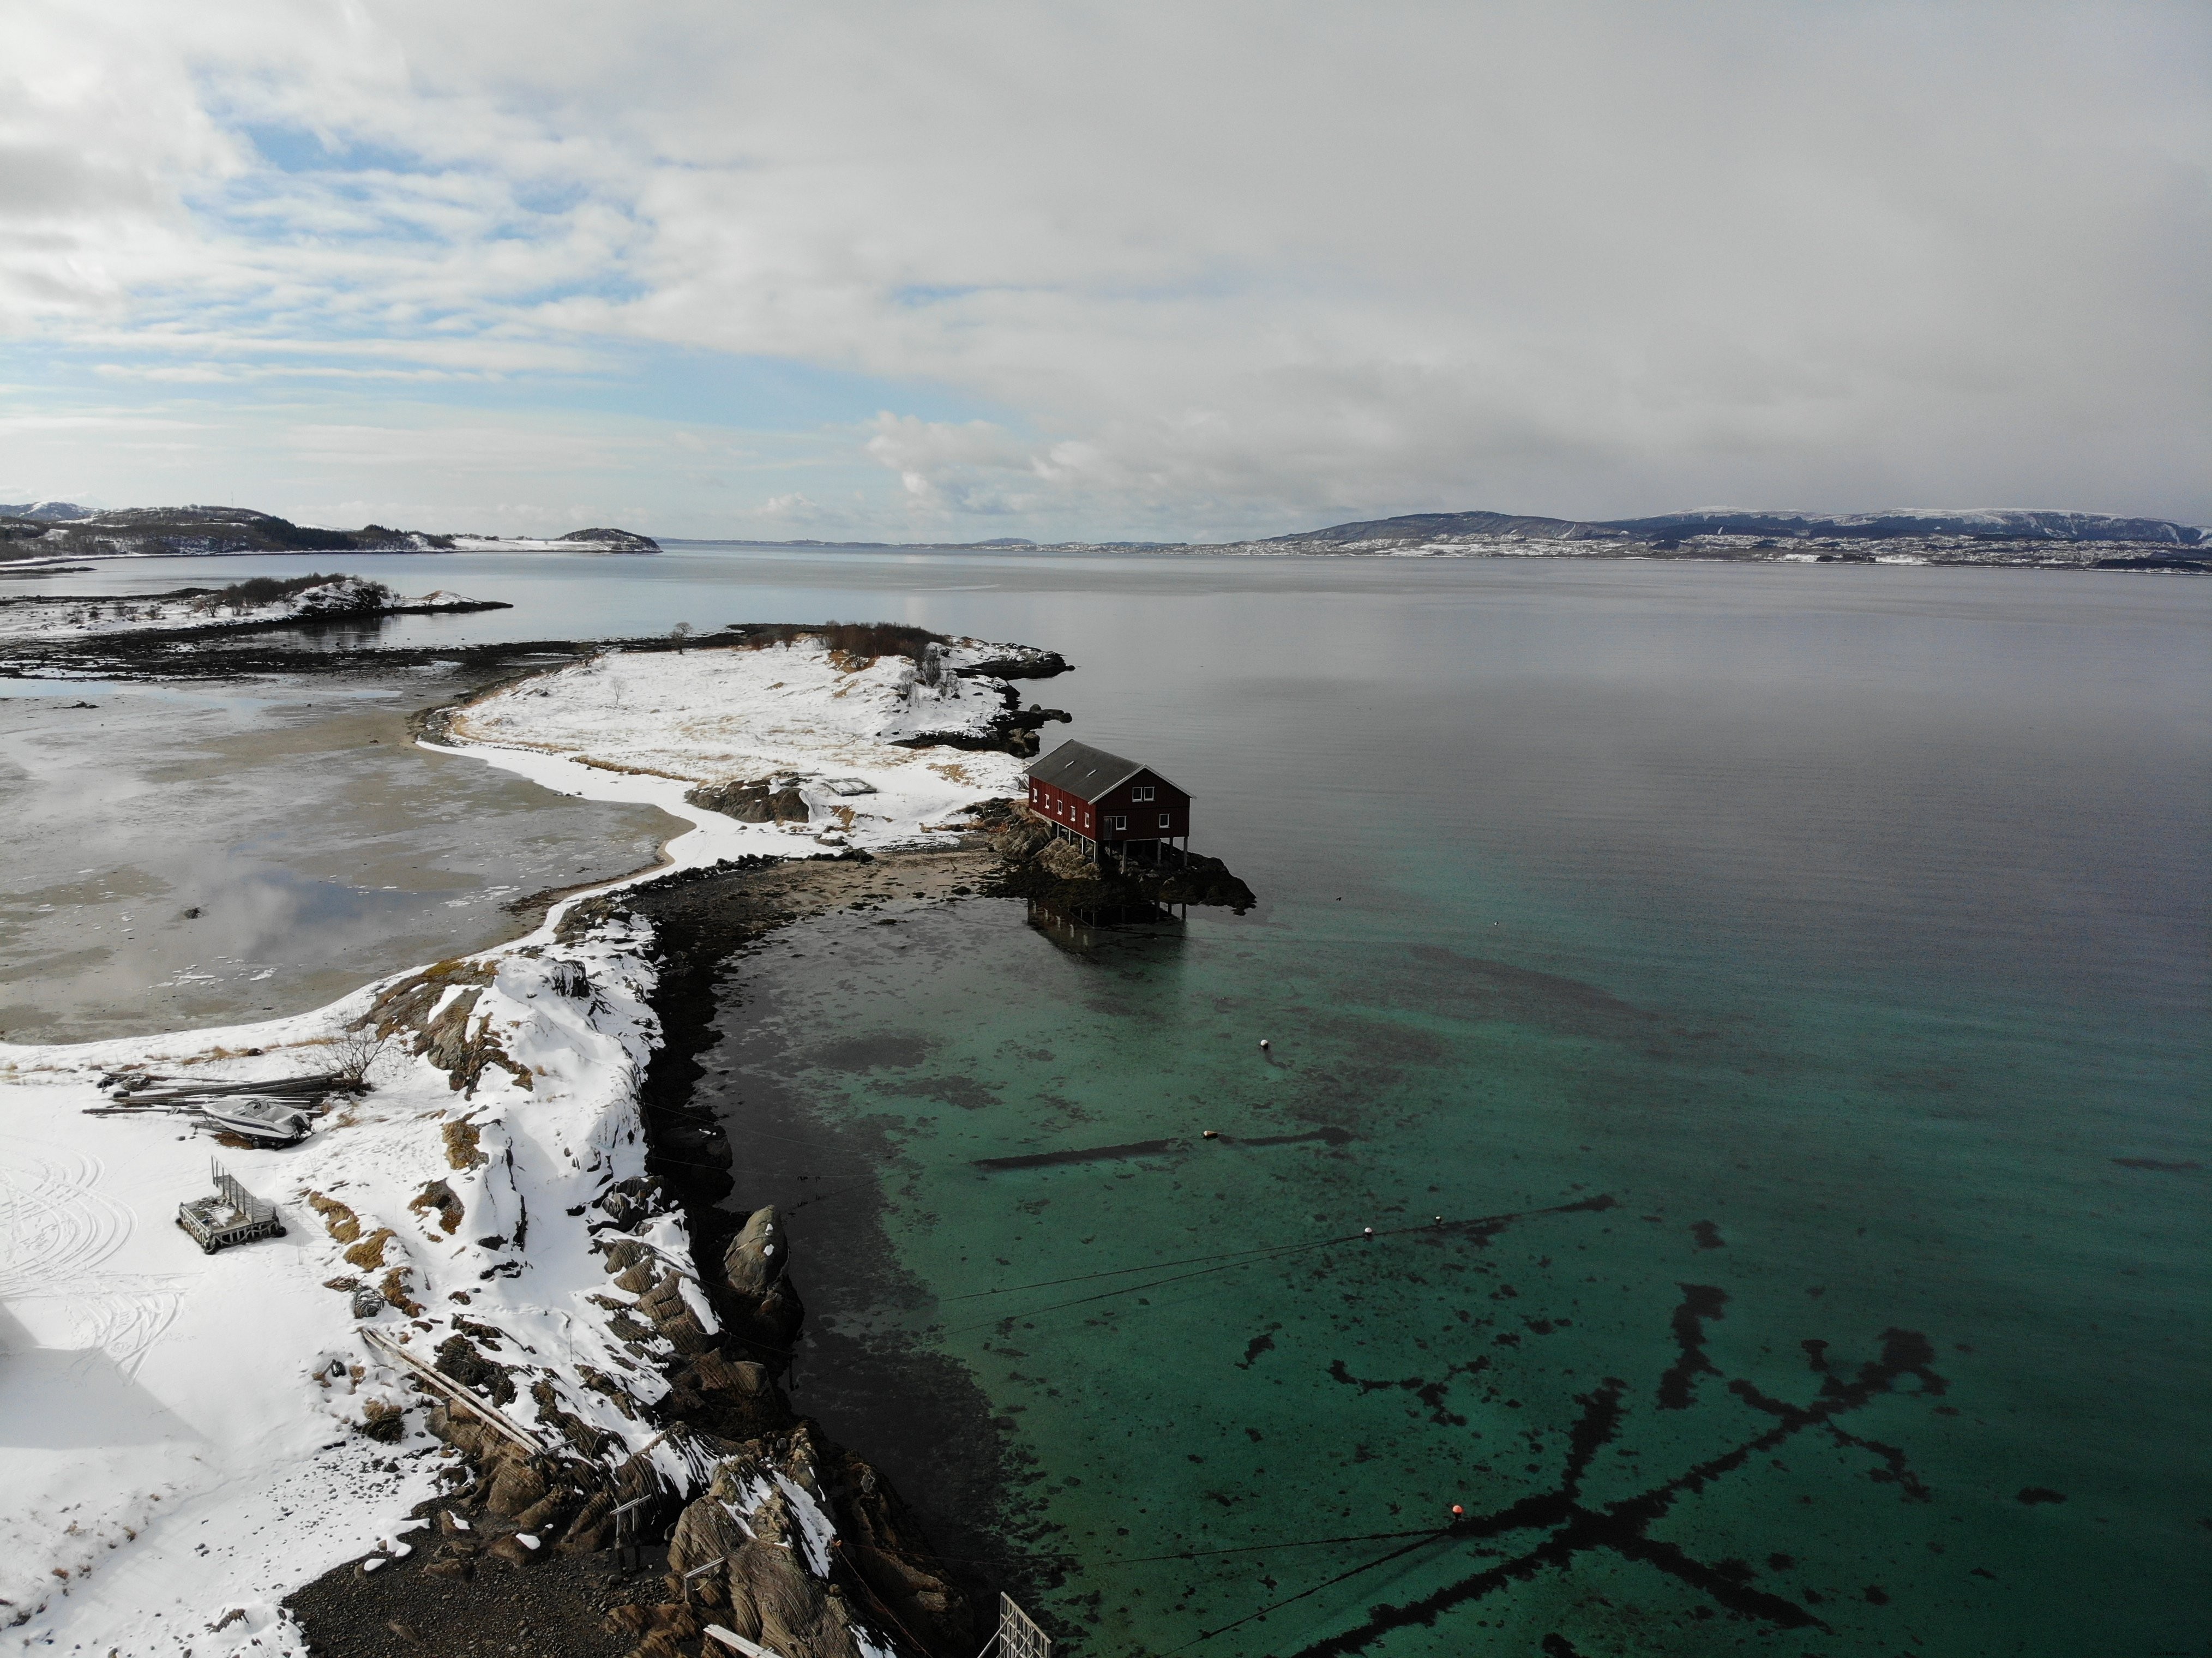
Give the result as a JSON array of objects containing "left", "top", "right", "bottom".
[{"left": 1025, "top": 739, "right": 1192, "bottom": 865}]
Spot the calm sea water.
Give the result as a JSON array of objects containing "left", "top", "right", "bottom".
[{"left": 37, "top": 548, "right": 2212, "bottom": 1653}]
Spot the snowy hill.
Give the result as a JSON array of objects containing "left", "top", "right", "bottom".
[
  {"left": 1595, "top": 508, "right": 2205, "bottom": 544},
  {"left": 1223, "top": 504, "right": 2209, "bottom": 566},
  {"left": 0, "top": 500, "right": 92, "bottom": 521}
]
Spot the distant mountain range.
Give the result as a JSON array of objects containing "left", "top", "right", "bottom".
[
  {"left": 0, "top": 500, "right": 94, "bottom": 521},
  {"left": 0, "top": 505, "right": 658, "bottom": 563},
  {"left": 1270, "top": 507, "right": 2205, "bottom": 548},
  {"left": 1214, "top": 506, "right": 2207, "bottom": 569},
  {"left": 4, "top": 500, "right": 2204, "bottom": 571}
]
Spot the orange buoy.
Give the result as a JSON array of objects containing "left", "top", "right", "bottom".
[{"left": 1451, "top": 1504, "right": 1465, "bottom": 1518}]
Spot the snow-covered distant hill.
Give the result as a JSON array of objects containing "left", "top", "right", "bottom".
[
  {"left": 0, "top": 504, "right": 661, "bottom": 564},
  {"left": 1596, "top": 508, "right": 2205, "bottom": 544},
  {"left": 1223, "top": 505, "right": 2209, "bottom": 568},
  {"left": 1271, "top": 509, "right": 1612, "bottom": 544},
  {"left": 0, "top": 500, "right": 92, "bottom": 521}
]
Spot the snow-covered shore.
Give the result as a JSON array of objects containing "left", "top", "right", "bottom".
[
  {"left": 444, "top": 633, "right": 1049, "bottom": 854},
  {"left": 0, "top": 910, "right": 668, "bottom": 1654},
  {"left": 0, "top": 630, "right": 1051, "bottom": 1653},
  {"left": 0, "top": 574, "right": 501, "bottom": 647}
]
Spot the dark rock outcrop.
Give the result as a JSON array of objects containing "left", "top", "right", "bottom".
[
  {"left": 688, "top": 778, "right": 812, "bottom": 822},
  {"left": 354, "top": 958, "right": 533, "bottom": 1096},
  {"left": 722, "top": 1205, "right": 807, "bottom": 1358},
  {"left": 666, "top": 1423, "right": 976, "bottom": 1658}
]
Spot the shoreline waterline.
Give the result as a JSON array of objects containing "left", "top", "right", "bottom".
[
  {"left": 5, "top": 555, "right": 2202, "bottom": 1656},
  {"left": 0, "top": 630, "right": 1069, "bottom": 1655}
]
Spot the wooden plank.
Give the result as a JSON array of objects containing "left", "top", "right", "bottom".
[
  {"left": 702, "top": 1627, "right": 784, "bottom": 1657},
  {"left": 115, "top": 1073, "right": 352, "bottom": 1103},
  {"left": 359, "top": 1327, "right": 546, "bottom": 1457}
]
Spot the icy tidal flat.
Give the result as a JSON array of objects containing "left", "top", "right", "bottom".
[{"left": 0, "top": 675, "right": 675, "bottom": 1044}]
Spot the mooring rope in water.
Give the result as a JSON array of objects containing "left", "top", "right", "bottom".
[
  {"left": 945, "top": 1234, "right": 1358, "bottom": 1301},
  {"left": 942, "top": 1244, "right": 1342, "bottom": 1334},
  {"left": 1166, "top": 1526, "right": 1463, "bottom": 1651},
  {"left": 901, "top": 1523, "right": 1456, "bottom": 1573},
  {"left": 943, "top": 1196, "right": 1615, "bottom": 1335}
]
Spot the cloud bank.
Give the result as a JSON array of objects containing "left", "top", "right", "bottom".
[{"left": 4, "top": 1, "right": 2207, "bottom": 537}]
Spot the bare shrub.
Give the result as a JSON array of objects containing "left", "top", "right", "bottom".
[
  {"left": 726, "top": 620, "right": 947, "bottom": 664},
  {"left": 328, "top": 1027, "right": 390, "bottom": 1086}
]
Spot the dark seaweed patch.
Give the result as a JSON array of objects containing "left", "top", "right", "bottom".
[
  {"left": 2017, "top": 1487, "right": 2068, "bottom": 1505},
  {"left": 2111, "top": 1157, "right": 2201, "bottom": 1172},
  {"left": 1656, "top": 1284, "right": 1728, "bottom": 1409},
  {"left": 809, "top": 1032, "right": 936, "bottom": 1071},
  {"left": 1326, "top": 1357, "right": 1489, "bottom": 1427},
  {"left": 874, "top": 1073, "right": 1001, "bottom": 1110},
  {"left": 1395, "top": 945, "right": 1656, "bottom": 1043},
  {"left": 1249, "top": 1316, "right": 1957, "bottom": 1656},
  {"left": 1235, "top": 1326, "right": 1282, "bottom": 1371},
  {"left": 1690, "top": 1220, "right": 1726, "bottom": 1249}
]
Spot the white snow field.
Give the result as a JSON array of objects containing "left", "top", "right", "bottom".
[
  {"left": 0, "top": 907, "right": 677, "bottom": 1655},
  {"left": 0, "top": 575, "right": 490, "bottom": 647},
  {"left": 0, "top": 633, "right": 1041, "bottom": 1652},
  {"left": 444, "top": 634, "right": 1038, "bottom": 852}
]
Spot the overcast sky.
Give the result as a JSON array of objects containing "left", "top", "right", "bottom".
[{"left": 4, "top": 2, "right": 2207, "bottom": 539}]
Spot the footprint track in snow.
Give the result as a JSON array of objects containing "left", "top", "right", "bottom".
[
  {"left": 0, "top": 1145, "right": 188, "bottom": 1372},
  {"left": 0, "top": 1147, "right": 136, "bottom": 1296}
]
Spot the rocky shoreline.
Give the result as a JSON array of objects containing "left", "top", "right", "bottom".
[
  {"left": 0, "top": 615, "right": 1246, "bottom": 1655},
  {"left": 278, "top": 786, "right": 1260, "bottom": 1657},
  {"left": 277, "top": 847, "right": 1037, "bottom": 1658},
  {"left": 275, "top": 852, "right": 1001, "bottom": 1658}
]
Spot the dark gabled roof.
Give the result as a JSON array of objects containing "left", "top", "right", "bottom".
[{"left": 1025, "top": 739, "right": 1188, "bottom": 804}]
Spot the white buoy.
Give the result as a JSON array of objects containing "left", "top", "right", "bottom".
[{"left": 1259, "top": 1038, "right": 1271, "bottom": 1051}]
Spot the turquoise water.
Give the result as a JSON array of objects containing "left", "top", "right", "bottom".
[
  {"left": 43, "top": 548, "right": 2211, "bottom": 1652},
  {"left": 680, "top": 557, "right": 2207, "bottom": 1657}
]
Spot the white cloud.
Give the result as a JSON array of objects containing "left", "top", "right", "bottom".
[{"left": 2, "top": 0, "right": 2205, "bottom": 534}]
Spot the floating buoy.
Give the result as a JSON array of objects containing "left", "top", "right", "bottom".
[
  {"left": 1362, "top": 1226, "right": 1374, "bottom": 1238},
  {"left": 1259, "top": 1038, "right": 1271, "bottom": 1050},
  {"left": 1451, "top": 1504, "right": 1465, "bottom": 1518},
  {"left": 1201, "top": 1129, "right": 1219, "bottom": 1139}
]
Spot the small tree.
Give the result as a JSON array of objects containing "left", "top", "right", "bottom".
[
  {"left": 670, "top": 621, "right": 694, "bottom": 652},
  {"left": 328, "top": 1026, "right": 390, "bottom": 1087}
]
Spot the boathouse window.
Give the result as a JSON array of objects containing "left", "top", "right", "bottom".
[
  {"left": 1159, "top": 813, "right": 1171, "bottom": 828},
  {"left": 1133, "top": 785, "right": 1155, "bottom": 801},
  {"left": 1109, "top": 815, "right": 1126, "bottom": 831}
]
